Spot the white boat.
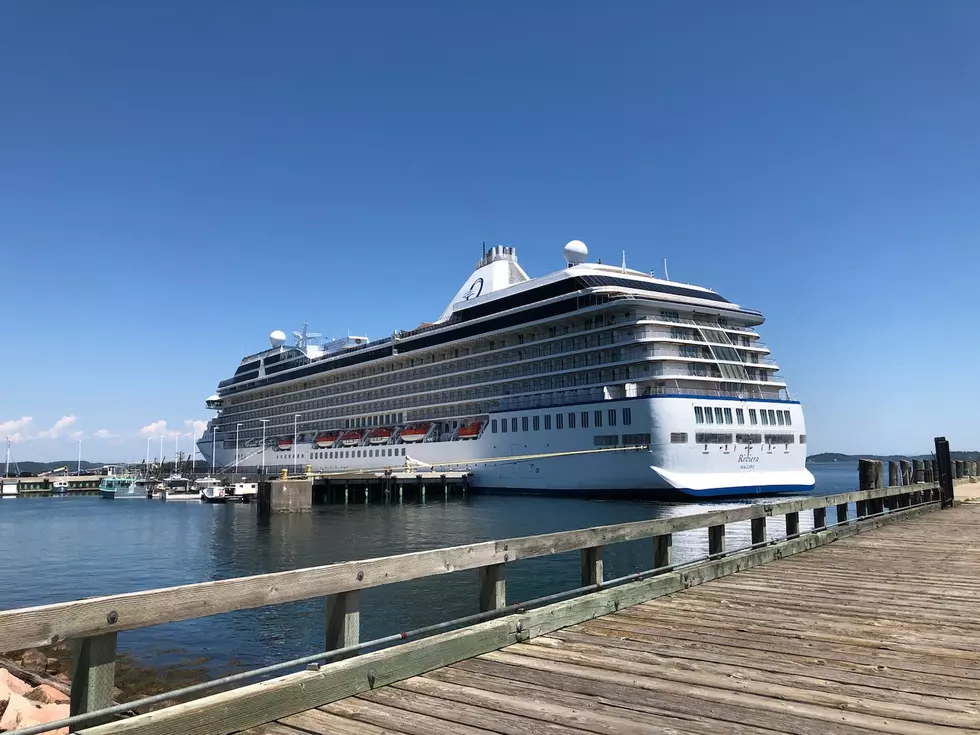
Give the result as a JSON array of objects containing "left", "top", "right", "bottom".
[
  {"left": 52, "top": 479, "right": 70, "bottom": 495},
  {"left": 163, "top": 476, "right": 199, "bottom": 502},
  {"left": 198, "top": 243, "right": 814, "bottom": 498},
  {"left": 1, "top": 478, "right": 18, "bottom": 498},
  {"left": 99, "top": 467, "right": 150, "bottom": 499},
  {"left": 194, "top": 477, "right": 226, "bottom": 503},
  {"left": 229, "top": 481, "right": 258, "bottom": 503}
]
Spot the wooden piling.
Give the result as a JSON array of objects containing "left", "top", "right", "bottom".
[
  {"left": 888, "top": 460, "right": 899, "bottom": 487},
  {"left": 900, "top": 459, "right": 911, "bottom": 485},
  {"left": 874, "top": 460, "right": 884, "bottom": 489},
  {"left": 913, "top": 459, "right": 925, "bottom": 483},
  {"left": 70, "top": 633, "right": 117, "bottom": 727}
]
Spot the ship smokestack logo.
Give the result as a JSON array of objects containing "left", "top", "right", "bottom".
[{"left": 462, "top": 278, "right": 484, "bottom": 301}]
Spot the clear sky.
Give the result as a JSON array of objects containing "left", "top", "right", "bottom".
[{"left": 2, "top": 1, "right": 978, "bottom": 462}]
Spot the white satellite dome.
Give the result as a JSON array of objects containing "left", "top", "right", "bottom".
[
  {"left": 564, "top": 239, "right": 588, "bottom": 265},
  {"left": 269, "top": 330, "right": 286, "bottom": 347}
]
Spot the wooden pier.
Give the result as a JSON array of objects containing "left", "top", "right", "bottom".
[{"left": 0, "top": 456, "right": 976, "bottom": 734}]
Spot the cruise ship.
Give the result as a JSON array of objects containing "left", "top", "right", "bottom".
[{"left": 197, "top": 242, "right": 814, "bottom": 497}]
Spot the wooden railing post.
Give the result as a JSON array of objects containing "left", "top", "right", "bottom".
[
  {"left": 813, "top": 506, "right": 827, "bottom": 530},
  {"left": 70, "top": 632, "right": 117, "bottom": 726},
  {"left": 326, "top": 590, "right": 360, "bottom": 659},
  {"left": 855, "top": 499, "right": 867, "bottom": 519},
  {"left": 900, "top": 459, "right": 912, "bottom": 486},
  {"left": 580, "top": 546, "right": 603, "bottom": 587},
  {"left": 708, "top": 524, "right": 725, "bottom": 558},
  {"left": 653, "top": 533, "right": 672, "bottom": 570},
  {"left": 935, "top": 437, "right": 954, "bottom": 508},
  {"left": 785, "top": 512, "right": 799, "bottom": 539},
  {"left": 888, "top": 461, "right": 899, "bottom": 487},
  {"left": 836, "top": 502, "right": 849, "bottom": 525},
  {"left": 750, "top": 517, "right": 766, "bottom": 547},
  {"left": 478, "top": 563, "right": 506, "bottom": 612}
]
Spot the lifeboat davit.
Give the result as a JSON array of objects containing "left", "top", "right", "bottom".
[
  {"left": 315, "top": 431, "right": 341, "bottom": 448},
  {"left": 458, "top": 422, "right": 483, "bottom": 439},
  {"left": 399, "top": 423, "right": 431, "bottom": 443},
  {"left": 367, "top": 427, "right": 392, "bottom": 445},
  {"left": 340, "top": 430, "right": 364, "bottom": 447},
  {"left": 276, "top": 438, "right": 294, "bottom": 452}
]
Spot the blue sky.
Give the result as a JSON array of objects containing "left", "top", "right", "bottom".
[{"left": 1, "top": 1, "right": 978, "bottom": 462}]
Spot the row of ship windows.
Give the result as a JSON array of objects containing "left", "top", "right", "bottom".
[
  {"left": 670, "top": 432, "right": 807, "bottom": 445},
  {"left": 311, "top": 447, "right": 410, "bottom": 460},
  {"left": 491, "top": 408, "right": 634, "bottom": 434},
  {"left": 694, "top": 406, "right": 792, "bottom": 427}
]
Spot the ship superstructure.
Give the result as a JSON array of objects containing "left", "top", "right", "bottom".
[{"left": 199, "top": 242, "right": 814, "bottom": 497}]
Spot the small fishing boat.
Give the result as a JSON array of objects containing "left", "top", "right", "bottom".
[
  {"left": 51, "top": 478, "right": 70, "bottom": 494},
  {"left": 163, "top": 476, "right": 199, "bottom": 502},
  {"left": 194, "top": 476, "right": 226, "bottom": 504},
  {"left": 229, "top": 481, "right": 259, "bottom": 503}
]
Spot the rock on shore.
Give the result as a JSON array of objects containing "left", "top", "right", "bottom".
[{"left": 0, "top": 666, "right": 70, "bottom": 734}]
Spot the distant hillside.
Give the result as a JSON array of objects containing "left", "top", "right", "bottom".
[
  {"left": 4, "top": 460, "right": 108, "bottom": 476},
  {"left": 808, "top": 451, "right": 980, "bottom": 464}
]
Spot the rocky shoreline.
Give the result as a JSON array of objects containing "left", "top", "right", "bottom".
[
  {"left": 0, "top": 651, "right": 71, "bottom": 733},
  {"left": 0, "top": 645, "right": 214, "bottom": 733}
]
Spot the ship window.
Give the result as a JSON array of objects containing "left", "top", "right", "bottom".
[
  {"left": 501, "top": 420, "right": 508, "bottom": 433},
  {"left": 761, "top": 410, "right": 769, "bottom": 425},
  {"left": 695, "top": 407, "right": 704, "bottom": 424},
  {"left": 594, "top": 435, "right": 618, "bottom": 447},
  {"left": 533, "top": 416, "right": 540, "bottom": 431},
  {"left": 800, "top": 434, "right": 806, "bottom": 444},
  {"left": 522, "top": 417, "right": 529, "bottom": 432},
  {"left": 768, "top": 409, "right": 776, "bottom": 425},
  {"left": 607, "top": 409, "right": 616, "bottom": 427},
  {"left": 714, "top": 408, "right": 724, "bottom": 424},
  {"left": 511, "top": 418, "right": 518, "bottom": 433},
  {"left": 568, "top": 412, "right": 576, "bottom": 429},
  {"left": 491, "top": 419, "right": 498, "bottom": 433},
  {"left": 736, "top": 409, "right": 745, "bottom": 425},
  {"left": 556, "top": 414, "right": 564, "bottom": 430},
  {"left": 724, "top": 408, "right": 733, "bottom": 425},
  {"left": 623, "top": 407, "right": 632, "bottom": 425},
  {"left": 581, "top": 412, "right": 589, "bottom": 428},
  {"left": 595, "top": 411, "right": 602, "bottom": 427},
  {"left": 704, "top": 407, "right": 714, "bottom": 424},
  {"left": 776, "top": 411, "right": 785, "bottom": 426},
  {"left": 784, "top": 410, "right": 792, "bottom": 426},
  {"left": 544, "top": 415, "right": 551, "bottom": 430},
  {"left": 670, "top": 432, "right": 688, "bottom": 443},
  {"left": 749, "top": 409, "right": 758, "bottom": 425}
]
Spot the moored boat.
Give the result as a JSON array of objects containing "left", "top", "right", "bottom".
[
  {"left": 194, "top": 476, "right": 226, "bottom": 503},
  {"left": 163, "top": 476, "right": 199, "bottom": 502}
]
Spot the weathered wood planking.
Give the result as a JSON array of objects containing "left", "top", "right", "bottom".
[
  {"left": 76, "top": 500, "right": 944, "bottom": 735},
  {"left": 0, "top": 482, "right": 936, "bottom": 652},
  {"left": 240, "top": 503, "right": 980, "bottom": 735}
]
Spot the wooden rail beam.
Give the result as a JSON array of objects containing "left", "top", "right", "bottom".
[
  {"left": 70, "top": 632, "right": 117, "bottom": 727},
  {"left": 653, "top": 534, "right": 672, "bottom": 570},
  {"left": 580, "top": 546, "right": 603, "bottom": 587},
  {"left": 325, "top": 591, "right": 360, "bottom": 659},
  {"left": 478, "top": 564, "right": 506, "bottom": 612}
]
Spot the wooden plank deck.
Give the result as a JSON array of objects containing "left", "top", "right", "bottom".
[{"left": 248, "top": 503, "right": 980, "bottom": 735}]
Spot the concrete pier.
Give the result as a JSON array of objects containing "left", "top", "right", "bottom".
[{"left": 258, "top": 478, "right": 313, "bottom": 514}]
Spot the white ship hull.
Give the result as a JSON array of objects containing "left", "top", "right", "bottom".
[{"left": 199, "top": 396, "right": 814, "bottom": 498}]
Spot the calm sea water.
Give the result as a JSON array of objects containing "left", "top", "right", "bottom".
[{"left": 0, "top": 463, "right": 856, "bottom": 677}]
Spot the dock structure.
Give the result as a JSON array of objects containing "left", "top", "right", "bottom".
[{"left": 0, "top": 446, "right": 977, "bottom": 734}]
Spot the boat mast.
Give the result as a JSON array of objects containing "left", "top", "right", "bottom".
[{"left": 4, "top": 437, "right": 9, "bottom": 477}]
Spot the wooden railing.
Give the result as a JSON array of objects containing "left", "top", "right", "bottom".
[{"left": 0, "top": 481, "right": 947, "bottom": 735}]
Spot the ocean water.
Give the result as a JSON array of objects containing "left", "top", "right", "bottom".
[{"left": 0, "top": 463, "right": 857, "bottom": 678}]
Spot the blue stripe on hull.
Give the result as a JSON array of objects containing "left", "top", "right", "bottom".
[
  {"left": 680, "top": 483, "right": 815, "bottom": 498},
  {"left": 471, "top": 483, "right": 815, "bottom": 500}
]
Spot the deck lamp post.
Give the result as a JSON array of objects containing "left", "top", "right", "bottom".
[
  {"left": 235, "top": 423, "right": 242, "bottom": 473},
  {"left": 293, "top": 414, "right": 301, "bottom": 473}
]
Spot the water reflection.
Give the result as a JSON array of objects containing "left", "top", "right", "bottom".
[{"left": 0, "top": 463, "right": 857, "bottom": 675}]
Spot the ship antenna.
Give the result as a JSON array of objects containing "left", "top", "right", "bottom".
[
  {"left": 663, "top": 258, "right": 670, "bottom": 281},
  {"left": 621, "top": 250, "right": 626, "bottom": 273},
  {"left": 482, "top": 241, "right": 486, "bottom": 258}
]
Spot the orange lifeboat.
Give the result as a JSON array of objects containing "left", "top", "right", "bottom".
[
  {"left": 314, "top": 431, "right": 341, "bottom": 448},
  {"left": 458, "top": 422, "right": 483, "bottom": 439},
  {"left": 367, "top": 427, "right": 392, "bottom": 445},
  {"left": 399, "top": 423, "right": 431, "bottom": 443},
  {"left": 275, "top": 438, "right": 293, "bottom": 452},
  {"left": 339, "top": 430, "right": 363, "bottom": 447}
]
